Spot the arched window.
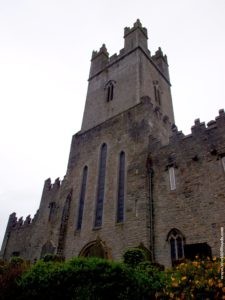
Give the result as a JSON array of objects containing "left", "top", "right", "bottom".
[
  {"left": 153, "top": 81, "right": 161, "bottom": 105},
  {"left": 169, "top": 167, "right": 176, "bottom": 190},
  {"left": 57, "top": 191, "right": 72, "bottom": 256},
  {"left": 105, "top": 80, "right": 116, "bottom": 102},
  {"left": 41, "top": 240, "right": 56, "bottom": 258},
  {"left": 94, "top": 143, "right": 107, "bottom": 227},
  {"left": 167, "top": 228, "right": 185, "bottom": 265},
  {"left": 48, "top": 201, "right": 56, "bottom": 222},
  {"left": 77, "top": 166, "right": 88, "bottom": 230},
  {"left": 117, "top": 151, "right": 125, "bottom": 223}
]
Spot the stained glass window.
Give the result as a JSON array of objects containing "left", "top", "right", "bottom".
[
  {"left": 77, "top": 166, "right": 88, "bottom": 230},
  {"left": 117, "top": 151, "right": 125, "bottom": 223},
  {"left": 95, "top": 144, "right": 107, "bottom": 227}
]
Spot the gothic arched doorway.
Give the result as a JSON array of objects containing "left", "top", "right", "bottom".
[
  {"left": 40, "top": 240, "right": 56, "bottom": 258},
  {"left": 79, "top": 239, "right": 110, "bottom": 259}
]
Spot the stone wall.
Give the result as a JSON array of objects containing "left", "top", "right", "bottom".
[{"left": 151, "top": 109, "right": 225, "bottom": 267}]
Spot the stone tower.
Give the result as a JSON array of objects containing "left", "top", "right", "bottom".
[
  {"left": 81, "top": 19, "right": 174, "bottom": 132},
  {"left": 2, "top": 20, "right": 225, "bottom": 268}
]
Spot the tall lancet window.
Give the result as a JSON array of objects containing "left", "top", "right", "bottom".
[
  {"left": 222, "top": 156, "right": 225, "bottom": 173},
  {"left": 153, "top": 80, "right": 161, "bottom": 105},
  {"left": 77, "top": 166, "right": 88, "bottom": 230},
  {"left": 169, "top": 167, "right": 176, "bottom": 190},
  {"left": 117, "top": 151, "right": 125, "bottom": 223},
  {"left": 167, "top": 229, "right": 185, "bottom": 266},
  {"left": 94, "top": 143, "right": 107, "bottom": 228},
  {"left": 105, "top": 80, "right": 116, "bottom": 102}
]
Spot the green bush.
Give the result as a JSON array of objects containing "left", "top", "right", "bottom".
[
  {"left": 18, "top": 257, "right": 157, "bottom": 300},
  {"left": 4, "top": 254, "right": 224, "bottom": 299},
  {"left": 123, "top": 248, "right": 146, "bottom": 267},
  {"left": 42, "top": 254, "right": 65, "bottom": 262}
]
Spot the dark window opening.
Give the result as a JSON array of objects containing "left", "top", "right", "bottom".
[
  {"left": 107, "top": 86, "right": 111, "bottom": 101},
  {"left": 117, "top": 151, "right": 125, "bottom": 223},
  {"left": 105, "top": 80, "right": 116, "bottom": 101},
  {"left": 77, "top": 166, "right": 88, "bottom": 230},
  {"left": 157, "top": 89, "right": 161, "bottom": 105},
  {"left": 153, "top": 81, "right": 161, "bottom": 105},
  {"left": 11, "top": 251, "right": 20, "bottom": 257},
  {"left": 107, "top": 84, "right": 114, "bottom": 101},
  {"left": 154, "top": 85, "right": 157, "bottom": 103},
  {"left": 184, "top": 243, "right": 212, "bottom": 261},
  {"left": 48, "top": 202, "right": 56, "bottom": 222},
  {"left": 94, "top": 144, "right": 107, "bottom": 227}
]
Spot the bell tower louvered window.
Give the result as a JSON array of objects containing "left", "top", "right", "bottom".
[
  {"left": 94, "top": 143, "right": 107, "bottom": 228},
  {"left": 117, "top": 151, "right": 125, "bottom": 223},
  {"left": 77, "top": 166, "right": 88, "bottom": 230}
]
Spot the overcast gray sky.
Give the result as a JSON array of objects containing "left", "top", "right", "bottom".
[{"left": 0, "top": 0, "right": 225, "bottom": 247}]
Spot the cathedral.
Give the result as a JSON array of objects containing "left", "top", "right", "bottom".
[{"left": 1, "top": 20, "right": 225, "bottom": 267}]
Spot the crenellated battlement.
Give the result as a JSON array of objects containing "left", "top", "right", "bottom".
[
  {"left": 152, "top": 47, "right": 170, "bottom": 81},
  {"left": 7, "top": 210, "right": 39, "bottom": 232},
  {"left": 150, "top": 109, "right": 225, "bottom": 158},
  {"left": 149, "top": 109, "right": 225, "bottom": 156},
  {"left": 91, "top": 44, "right": 109, "bottom": 60},
  {"left": 43, "top": 177, "right": 61, "bottom": 192},
  {"left": 88, "top": 20, "right": 171, "bottom": 81},
  {"left": 124, "top": 19, "right": 148, "bottom": 39}
]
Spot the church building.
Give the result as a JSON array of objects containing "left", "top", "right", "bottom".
[{"left": 1, "top": 20, "right": 225, "bottom": 267}]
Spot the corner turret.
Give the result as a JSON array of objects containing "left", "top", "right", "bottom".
[
  {"left": 0, "top": 213, "right": 17, "bottom": 258},
  {"left": 89, "top": 44, "right": 109, "bottom": 79},
  {"left": 152, "top": 47, "right": 170, "bottom": 81},
  {"left": 124, "top": 19, "right": 148, "bottom": 52}
]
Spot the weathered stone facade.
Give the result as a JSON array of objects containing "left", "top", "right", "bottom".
[{"left": 1, "top": 20, "right": 225, "bottom": 267}]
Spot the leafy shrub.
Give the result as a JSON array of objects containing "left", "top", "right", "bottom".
[
  {"left": 123, "top": 248, "right": 146, "bottom": 267},
  {"left": 3, "top": 253, "right": 225, "bottom": 299},
  {"left": 42, "top": 254, "right": 65, "bottom": 262},
  {"left": 163, "top": 257, "right": 225, "bottom": 299},
  {"left": 19, "top": 257, "right": 157, "bottom": 300}
]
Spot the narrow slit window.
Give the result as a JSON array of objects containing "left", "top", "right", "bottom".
[
  {"left": 107, "top": 86, "right": 111, "bottom": 102},
  {"left": 153, "top": 81, "right": 161, "bottom": 105},
  {"left": 157, "top": 89, "right": 161, "bottom": 105},
  {"left": 117, "top": 151, "right": 125, "bottom": 223},
  {"left": 154, "top": 85, "right": 157, "bottom": 103},
  {"left": 169, "top": 167, "right": 176, "bottom": 190},
  {"left": 110, "top": 84, "right": 114, "bottom": 101},
  {"left": 48, "top": 202, "right": 56, "bottom": 222},
  {"left": 222, "top": 157, "right": 225, "bottom": 173},
  {"left": 77, "top": 166, "right": 88, "bottom": 230},
  {"left": 95, "top": 144, "right": 107, "bottom": 228},
  {"left": 105, "top": 80, "right": 115, "bottom": 102}
]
